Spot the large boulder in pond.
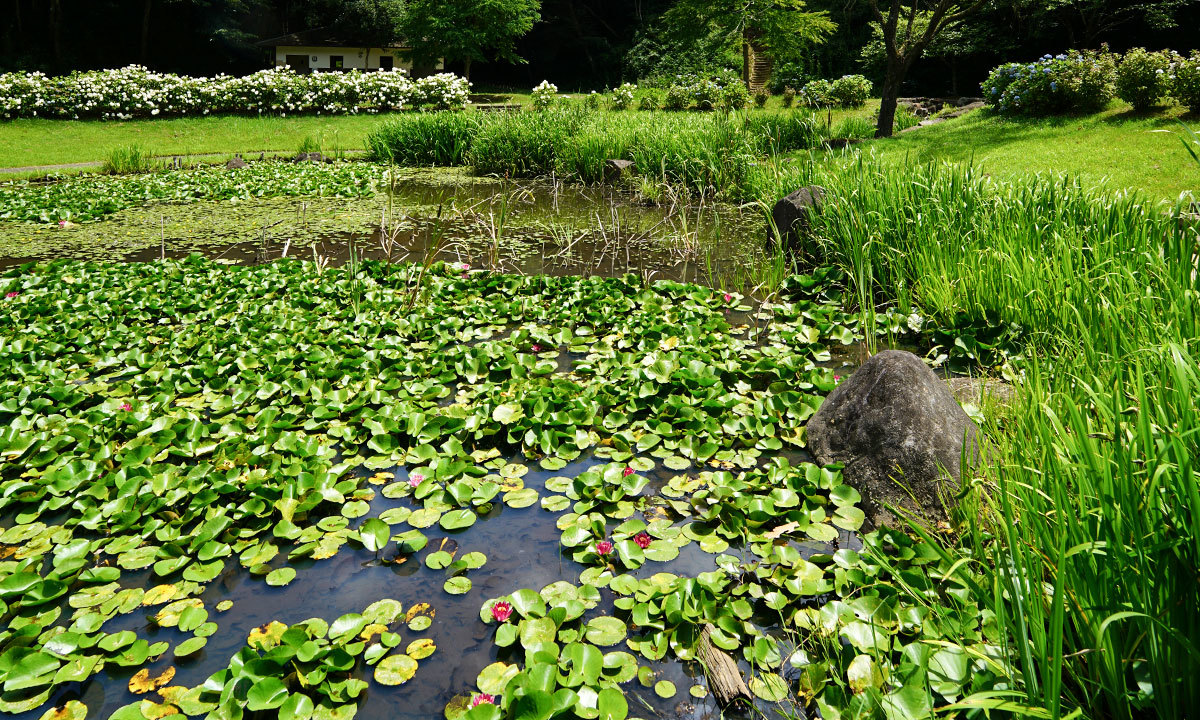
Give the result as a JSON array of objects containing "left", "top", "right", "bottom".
[
  {"left": 767, "top": 186, "right": 826, "bottom": 264},
  {"left": 807, "top": 350, "right": 979, "bottom": 529}
]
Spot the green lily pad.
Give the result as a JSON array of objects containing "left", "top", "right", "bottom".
[{"left": 374, "top": 654, "right": 419, "bottom": 686}]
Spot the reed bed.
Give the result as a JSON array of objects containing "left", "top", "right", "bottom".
[{"left": 752, "top": 154, "right": 1199, "bottom": 719}]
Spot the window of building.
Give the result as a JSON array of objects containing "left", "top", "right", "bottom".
[
  {"left": 379, "top": 55, "right": 394, "bottom": 70},
  {"left": 330, "top": 55, "right": 344, "bottom": 71}
]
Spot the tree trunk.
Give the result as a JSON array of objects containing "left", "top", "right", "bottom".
[
  {"left": 141, "top": 0, "right": 152, "bottom": 65},
  {"left": 876, "top": 61, "right": 904, "bottom": 138},
  {"left": 463, "top": 57, "right": 472, "bottom": 83},
  {"left": 48, "top": 0, "right": 63, "bottom": 69},
  {"left": 742, "top": 29, "right": 752, "bottom": 87},
  {"left": 699, "top": 624, "right": 752, "bottom": 706}
]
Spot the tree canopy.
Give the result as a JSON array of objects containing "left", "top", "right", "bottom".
[{"left": 396, "top": 0, "right": 543, "bottom": 80}]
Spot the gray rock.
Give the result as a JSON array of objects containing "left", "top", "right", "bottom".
[
  {"left": 767, "top": 185, "right": 826, "bottom": 264},
  {"left": 603, "top": 159, "right": 635, "bottom": 183},
  {"left": 807, "top": 350, "right": 979, "bottom": 529},
  {"left": 225, "top": 156, "right": 247, "bottom": 170}
]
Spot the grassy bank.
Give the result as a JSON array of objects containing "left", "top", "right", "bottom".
[
  {"left": 750, "top": 154, "right": 1199, "bottom": 717},
  {"left": 846, "top": 103, "right": 1198, "bottom": 202}
]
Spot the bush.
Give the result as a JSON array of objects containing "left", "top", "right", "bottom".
[
  {"left": 0, "top": 65, "right": 470, "bottom": 120},
  {"left": 754, "top": 90, "right": 770, "bottom": 109},
  {"left": 799, "top": 79, "right": 836, "bottom": 108},
  {"left": 610, "top": 83, "right": 636, "bottom": 111},
  {"left": 831, "top": 75, "right": 872, "bottom": 108},
  {"left": 531, "top": 80, "right": 558, "bottom": 111},
  {"left": 1174, "top": 51, "right": 1200, "bottom": 112},
  {"left": 1116, "top": 47, "right": 1177, "bottom": 111},
  {"left": 638, "top": 92, "right": 662, "bottom": 111},
  {"left": 982, "top": 50, "right": 1117, "bottom": 116},
  {"left": 664, "top": 84, "right": 691, "bottom": 110},
  {"left": 692, "top": 78, "right": 722, "bottom": 110},
  {"left": 719, "top": 82, "right": 751, "bottom": 111},
  {"left": 781, "top": 87, "right": 796, "bottom": 108},
  {"left": 584, "top": 91, "right": 600, "bottom": 110}
]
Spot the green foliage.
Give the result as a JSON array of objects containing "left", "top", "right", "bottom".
[
  {"left": 100, "top": 144, "right": 156, "bottom": 175},
  {"left": 397, "top": 0, "right": 542, "bottom": 73},
  {"left": 798, "top": 78, "right": 835, "bottom": 107},
  {"left": 0, "top": 161, "right": 384, "bottom": 224},
  {"left": 1174, "top": 51, "right": 1200, "bottom": 113},
  {"left": 661, "top": 0, "right": 835, "bottom": 64},
  {"left": 297, "top": 135, "right": 321, "bottom": 155},
  {"left": 830, "top": 75, "right": 872, "bottom": 108},
  {"left": 719, "top": 82, "right": 752, "bottom": 111},
  {"left": 1115, "top": 47, "right": 1178, "bottom": 111},
  {"left": 982, "top": 49, "right": 1118, "bottom": 115},
  {"left": 749, "top": 153, "right": 1200, "bottom": 716},
  {"left": 366, "top": 112, "right": 482, "bottom": 166},
  {"left": 366, "top": 109, "right": 824, "bottom": 196}
]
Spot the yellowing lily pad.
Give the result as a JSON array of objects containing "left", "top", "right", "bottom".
[{"left": 374, "top": 653, "right": 419, "bottom": 686}]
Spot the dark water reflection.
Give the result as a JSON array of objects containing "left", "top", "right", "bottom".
[{"left": 16, "top": 450, "right": 862, "bottom": 720}]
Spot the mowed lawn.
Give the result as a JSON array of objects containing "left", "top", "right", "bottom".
[
  {"left": 0, "top": 114, "right": 392, "bottom": 168},
  {"left": 855, "top": 103, "right": 1199, "bottom": 203}
]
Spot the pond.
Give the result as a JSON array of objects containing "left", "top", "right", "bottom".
[
  {"left": 0, "top": 169, "right": 770, "bottom": 294},
  {"left": 0, "top": 175, "right": 947, "bottom": 720}
]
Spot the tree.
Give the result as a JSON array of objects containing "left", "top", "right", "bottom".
[
  {"left": 869, "top": 0, "right": 987, "bottom": 138},
  {"left": 1016, "top": 0, "right": 1197, "bottom": 47},
  {"left": 662, "top": 0, "right": 834, "bottom": 87},
  {"left": 397, "top": 0, "right": 542, "bottom": 81}
]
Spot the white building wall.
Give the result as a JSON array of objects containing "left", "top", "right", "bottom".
[{"left": 274, "top": 46, "right": 415, "bottom": 72}]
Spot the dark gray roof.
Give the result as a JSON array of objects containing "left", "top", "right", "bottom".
[{"left": 255, "top": 27, "right": 408, "bottom": 49}]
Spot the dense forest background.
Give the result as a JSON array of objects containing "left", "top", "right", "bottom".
[{"left": 2, "top": 0, "right": 1198, "bottom": 97}]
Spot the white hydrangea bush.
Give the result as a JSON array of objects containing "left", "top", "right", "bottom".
[
  {"left": 0, "top": 65, "right": 471, "bottom": 119},
  {"left": 531, "top": 80, "right": 558, "bottom": 111}
]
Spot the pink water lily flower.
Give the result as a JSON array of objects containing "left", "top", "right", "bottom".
[
  {"left": 723, "top": 293, "right": 732, "bottom": 303},
  {"left": 834, "top": 375, "right": 841, "bottom": 382},
  {"left": 595, "top": 540, "right": 614, "bottom": 556},
  {"left": 408, "top": 473, "right": 425, "bottom": 488},
  {"left": 531, "top": 343, "right": 542, "bottom": 353},
  {"left": 471, "top": 693, "right": 495, "bottom": 707},
  {"left": 633, "top": 532, "right": 652, "bottom": 549},
  {"left": 4, "top": 291, "right": 17, "bottom": 299},
  {"left": 491, "top": 601, "right": 513, "bottom": 622},
  {"left": 622, "top": 466, "right": 634, "bottom": 477},
  {"left": 58, "top": 220, "right": 68, "bottom": 227},
  {"left": 120, "top": 402, "right": 133, "bottom": 411}
]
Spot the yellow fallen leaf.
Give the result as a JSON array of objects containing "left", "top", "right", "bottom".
[
  {"left": 142, "top": 584, "right": 178, "bottom": 607},
  {"left": 360, "top": 623, "right": 388, "bottom": 641},
  {"left": 404, "top": 603, "right": 434, "bottom": 622},
  {"left": 138, "top": 699, "right": 179, "bottom": 720},
  {"left": 129, "top": 666, "right": 176, "bottom": 694},
  {"left": 247, "top": 620, "right": 289, "bottom": 650}
]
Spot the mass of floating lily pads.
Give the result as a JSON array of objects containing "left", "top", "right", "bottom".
[{"left": 0, "top": 255, "right": 1004, "bottom": 720}]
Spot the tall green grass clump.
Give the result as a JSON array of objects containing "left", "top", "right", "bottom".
[
  {"left": 366, "top": 112, "right": 482, "bottom": 166},
  {"left": 365, "top": 109, "right": 826, "bottom": 197},
  {"left": 101, "top": 144, "right": 155, "bottom": 174},
  {"left": 469, "top": 108, "right": 591, "bottom": 177},
  {"left": 751, "top": 154, "right": 1200, "bottom": 718}
]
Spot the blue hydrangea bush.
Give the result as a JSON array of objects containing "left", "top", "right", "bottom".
[{"left": 982, "top": 50, "right": 1117, "bottom": 115}]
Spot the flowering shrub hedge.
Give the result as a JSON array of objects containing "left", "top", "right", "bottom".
[
  {"left": 531, "top": 80, "right": 558, "bottom": 111},
  {"left": 0, "top": 65, "right": 470, "bottom": 120},
  {"left": 831, "top": 75, "right": 873, "bottom": 108},
  {"left": 1115, "top": 47, "right": 1179, "bottom": 111},
  {"left": 799, "top": 79, "right": 835, "bottom": 107},
  {"left": 610, "top": 83, "right": 636, "bottom": 110},
  {"left": 1174, "top": 51, "right": 1200, "bottom": 113},
  {"left": 982, "top": 50, "right": 1117, "bottom": 115}
]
